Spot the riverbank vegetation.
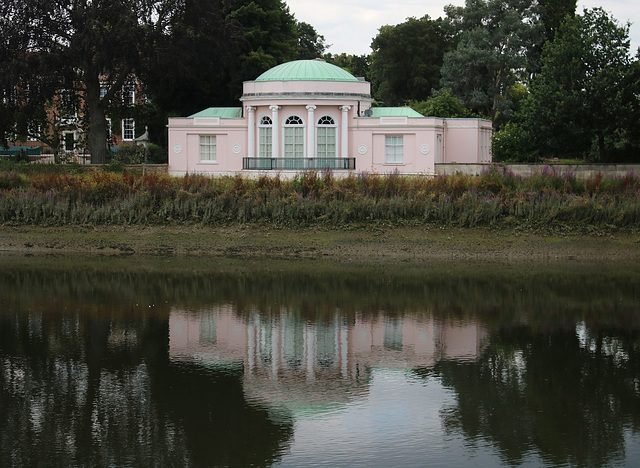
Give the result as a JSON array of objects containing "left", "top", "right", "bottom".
[{"left": 1, "top": 163, "right": 639, "bottom": 229}]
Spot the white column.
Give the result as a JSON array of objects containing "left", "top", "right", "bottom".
[
  {"left": 270, "top": 105, "right": 280, "bottom": 157},
  {"left": 306, "top": 105, "right": 316, "bottom": 158},
  {"left": 341, "top": 105, "right": 351, "bottom": 158},
  {"left": 246, "top": 106, "right": 256, "bottom": 158}
]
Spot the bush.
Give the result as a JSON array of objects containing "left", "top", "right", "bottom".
[
  {"left": 492, "top": 122, "right": 536, "bottom": 162},
  {"left": 113, "top": 145, "right": 146, "bottom": 164}
]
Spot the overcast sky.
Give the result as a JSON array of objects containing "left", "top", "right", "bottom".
[{"left": 286, "top": 0, "right": 640, "bottom": 57}]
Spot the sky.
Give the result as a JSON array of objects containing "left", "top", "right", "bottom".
[{"left": 286, "top": 0, "right": 640, "bottom": 57}]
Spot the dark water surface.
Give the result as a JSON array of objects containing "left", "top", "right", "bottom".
[{"left": 1, "top": 255, "right": 640, "bottom": 467}]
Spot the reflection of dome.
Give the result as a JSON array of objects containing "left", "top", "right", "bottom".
[{"left": 255, "top": 59, "right": 358, "bottom": 82}]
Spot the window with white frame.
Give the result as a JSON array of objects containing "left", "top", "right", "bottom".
[
  {"left": 199, "top": 135, "right": 217, "bottom": 162},
  {"left": 385, "top": 135, "right": 403, "bottom": 163},
  {"left": 100, "top": 84, "right": 109, "bottom": 101},
  {"left": 122, "top": 84, "right": 135, "bottom": 106},
  {"left": 284, "top": 115, "right": 304, "bottom": 158},
  {"left": 3, "top": 85, "right": 17, "bottom": 105},
  {"left": 27, "top": 121, "right": 41, "bottom": 141},
  {"left": 59, "top": 89, "right": 77, "bottom": 122},
  {"left": 316, "top": 115, "right": 336, "bottom": 158},
  {"left": 259, "top": 115, "right": 272, "bottom": 157},
  {"left": 122, "top": 118, "right": 135, "bottom": 141}
]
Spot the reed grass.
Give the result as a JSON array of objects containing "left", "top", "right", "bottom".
[{"left": 1, "top": 167, "right": 639, "bottom": 228}]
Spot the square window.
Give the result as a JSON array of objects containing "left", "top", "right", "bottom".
[
  {"left": 385, "top": 135, "right": 403, "bottom": 163},
  {"left": 199, "top": 135, "right": 217, "bottom": 162}
]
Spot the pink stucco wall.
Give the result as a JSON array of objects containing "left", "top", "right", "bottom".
[
  {"left": 442, "top": 119, "right": 493, "bottom": 164},
  {"left": 167, "top": 75, "right": 492, "bottom": 176}
]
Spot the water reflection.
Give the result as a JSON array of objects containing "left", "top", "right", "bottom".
[
  {"left": 1, "top": 256, "right": 639, "bottom": 467},
  {"left": 169, "top": 307, "right": 485, "bottom": 418}
]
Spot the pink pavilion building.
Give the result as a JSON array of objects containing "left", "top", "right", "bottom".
[{"left": 167, "top": 59, "right": 492, "bottom": 176}]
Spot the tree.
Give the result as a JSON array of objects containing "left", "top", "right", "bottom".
[
  {"left": 296, "top": 21, "right": 327, "bottom": 60},
  {"left": 221, "top": 0, "right": 300, "bottom": 99},
  {"left": 324, "top": 53, "right": 371, "bottom": 81},
  {"left": 0, "top": 0, "right": 183, "bottom": 163},
  {"left": 539, "top": 0, "right": 577, "bottom": 41},
  {"left": 525, "top": 0, "right": 577, "bottom": 75},
  {"left": 525, "top": 8, "right": 633, "bottom": 160},
  {"left": 370, "top": 16, "right": 455, "bottom": 106},
  {"left": 440, "top": 0, "right": 544, "bottom": 125},
  {"left": 407, "top": 89, "right": 478, "bottom": 118},
  {"left": 141, "top": 0, "right": 243, "bottom": 115}
]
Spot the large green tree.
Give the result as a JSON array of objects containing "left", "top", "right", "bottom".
[
  {"left": 525, "top": 8, "right": 633, "bottom": 160},
  {"left": 370, "top": 16, "right": 455, "bottom": 106},
  {"left": 141, "top": 0, "right": 242, "bottom": 115},
  {"left": 0, "top": 0, "right": 183, "bottom": 163},
  {"left": 440, "top": 0, "right": 544, "bottom": 125},
  {"left": 221, "top": 0, "right": 323, "bottom": 100}
]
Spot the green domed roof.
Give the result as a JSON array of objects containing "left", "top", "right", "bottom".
[{"left": 255, "top": 59, "right": 358, "bottom": 82}]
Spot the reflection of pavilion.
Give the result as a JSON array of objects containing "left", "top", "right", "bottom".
[{"left": 169, "top": 307, "right": 487, "bottom": 414}]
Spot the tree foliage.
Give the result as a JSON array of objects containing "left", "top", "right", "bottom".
[
  {"left": 370, "top": 16, "right": 455, "bottom": 106},
  {"left": 324, "top": 53, "right": 371, "bottom": 81},
  {"left": 407, "top": 89, "right": 478, "bottom": 118},
  {"left": 0, "top": 0, "right": 182, "bottom": 163},
  {"left": 440, "top": 0, "right": 544, "bottom": 124},
  {"left": 525, "top": 8, "right": 633, "bottom": 161}
]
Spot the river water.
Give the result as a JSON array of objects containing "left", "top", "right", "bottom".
[{"left": 1, "top": 256, "right": 640, "bottom": 467}]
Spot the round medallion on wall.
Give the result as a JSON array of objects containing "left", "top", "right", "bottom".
[
  {"left": 173, "top": 144, "right": 183, "bottom": 154},
  {"left": 357, "top": 144, "right": 368, "bottom": 155},
  {"left": 420, "top": 144, "right": 430, "bottom": 155},
  {"left": 232, "top": 144, "right": 242, "bottom": 154}
]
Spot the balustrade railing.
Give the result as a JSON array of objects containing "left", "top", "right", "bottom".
[{"left": 242, "top": 157, "right": 356, "bottom": 171}]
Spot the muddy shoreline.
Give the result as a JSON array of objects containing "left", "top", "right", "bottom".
[{"left": 2, "top": 224, "right": 640, "bottom": 265}]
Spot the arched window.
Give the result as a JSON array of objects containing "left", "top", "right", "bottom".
[
  {"left": 284, "top": 115, "right": 304, "bottom": 158},
  {"left": 258, "top": 115, "right": 272, "bottom": 157},
  {"left": 316, "top": 115, "right": 336, "bottom": 158}
]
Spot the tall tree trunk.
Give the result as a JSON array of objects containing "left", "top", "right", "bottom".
[{"left": 84, "top": 75, "right": 109, "bottom": 164}]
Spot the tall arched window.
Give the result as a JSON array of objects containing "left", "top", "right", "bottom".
[
  {"left": 258, "top": 115, "right": 272, "bottom": 157},
  {"left": 284, "top": 115, "right": 304, "bottom": 158},
  {"left": 316, "top": 115, "right": 336, "bottom": 158}
]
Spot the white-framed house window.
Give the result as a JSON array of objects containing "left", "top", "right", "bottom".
[
  {"left": 59, "top": 89, "right": 78, "bottom": 123},
  {"left": 199, "top": 135, "right": 217, "bottom": 162},
  {"left": 121, "top": 85, "right": 135, "bottom": 141},
  {"left": 3, "top": 85, "right": 17, "bottom": 105},
  {"left": 385, "top": 135, "right": 404, "bottom": 164},
  {"left": 284, "top": 115, "right": 304, "bottom": 158},
  {"left": 122, "top": 118, "right": 135, "bottom": 141},
  {"left": 259, "top": 115, "right": 272, "bottom": 157},
  {"left": 27, "top": 122, "right": 41, "bottom": 141},
  {"left": 122, "top": 84, "right": 135, "bottom": 106},
  {"left": 63, "top": 131, "right": 76, "bottom": 152},
  {"left": 316, "top": 115, "right": 336, "bottom": 158}
]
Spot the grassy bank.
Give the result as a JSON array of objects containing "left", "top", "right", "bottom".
[{"left": 1, "top": 163, "right": 639, "bottom": 229}]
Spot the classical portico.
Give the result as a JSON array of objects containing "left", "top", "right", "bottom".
[{"left": 239, "top": 59, "right": 373, "bottom": 168}]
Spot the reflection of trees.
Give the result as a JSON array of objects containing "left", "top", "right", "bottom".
[
  {"left": 3, "top": 259, "right": 640, "bottom": 324},
  {"left": 3, "top": 258, "right": 640, "bottom": 466},
  {"left": 425, "top": 326, "right": 640, "bottom": 467},
  {"left": 0, "top": 305, "right": 292, "bottom": 466}
]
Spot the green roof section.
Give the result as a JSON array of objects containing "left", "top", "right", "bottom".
[
  {"left": 255, "top": 59, "right": 358, "bottom": 82},
  {"left": 370, "top": 107, "right": 424, "bottom": 117},
  {"left": 189, "top": 107, "right": 243, "bottom": 118}
]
